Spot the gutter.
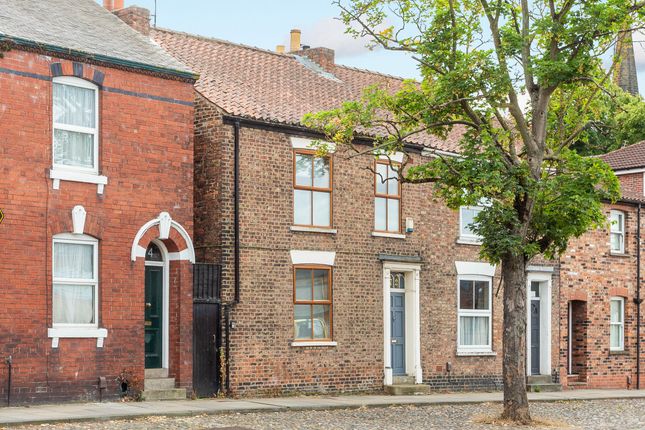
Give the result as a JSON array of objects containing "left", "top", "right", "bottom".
[{"left": 0, "top": 36, "right": 198, "bottom": 81}]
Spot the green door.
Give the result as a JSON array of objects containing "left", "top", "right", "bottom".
[{"left": 145, "top": 265, "right": 163, "bottom": 369}]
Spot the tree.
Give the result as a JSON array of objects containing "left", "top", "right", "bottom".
[{"left": 303, "top": 0, "right": 645, "bottom": 423}]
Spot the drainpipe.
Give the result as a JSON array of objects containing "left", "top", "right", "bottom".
[
  {"left": 637, "top": 203, "right": 642, "bottom": 389},
  {"left": 5, "top": 356, "right": 12, "bottom": 406},
  {"left": 223, "top": 119, "right": 241, "bottom": 395}
]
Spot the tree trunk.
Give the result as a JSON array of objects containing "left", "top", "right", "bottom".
[{"left": 500, "top": 252, "right": 531, "bottom": 423}]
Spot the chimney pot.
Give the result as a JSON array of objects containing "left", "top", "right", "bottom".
[
  {"left": 276, "top": 45, "right": 285, "bottom": 54},
  {"left": 103, "top": 0, "right": 124, "bottom": 12},
  {"left": 290, "top": 29, "right": 301, "bottom": 53}
]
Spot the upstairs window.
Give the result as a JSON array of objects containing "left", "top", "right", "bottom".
[
  {"left": 52, "top": 77, "right": 99, "bottom": 174},
  {"left": 610, "top": 210, "right": 625, "bottom": 253},
  {"left": 293, "top": 150, "right": 332, "bottom": 227},
  {"left": 459, "top": 206, "right": 484, "bottom": 243},
  {"left": 610, "top": 297, "right": 625, "bottom": 351},
  {"left": 374, "top": 161, "right": 401, "bottom": 233},
  {"left": 52, "top": 234, "right": 99, "bottom": 327}
]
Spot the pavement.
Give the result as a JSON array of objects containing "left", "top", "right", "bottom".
[{"left": 0, "top": 389, "right": 644, "bottom": 427}]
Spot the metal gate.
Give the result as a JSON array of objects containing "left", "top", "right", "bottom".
[{"left": 192, "top": 263, "right": 222, "bottom": 397}]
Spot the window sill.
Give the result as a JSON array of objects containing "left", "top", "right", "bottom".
[
  {"left": 609, "top": 349, "right": 629, "bottom": 355},
  {"left": 50, "top": 169, "right": 108, "bottom": 194},
  {"left": 456, "top": 238, "right": 482, "bottom": 246},
  {"left": 290, "top": 226, "right": 337, "bottom": 234},
  {"left": 291, "top": 341, "right": 337, "bottom": 347},
  {"left": 372, "top": 231, "right": 406, "bottom": 239},
  {"left": 48, "top": 327, "right": 108, "bottom": 348},
  {"left": 609, "top": 252, "right": 630, "bottom": 258},
  {"left": 457, "top": 350, "right": 496, "bottom": 357}
]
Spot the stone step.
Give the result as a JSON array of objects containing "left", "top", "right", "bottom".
[
  {"left": 141, "top": 388, "right": 187, "bottom": 401},
  {"left": 527, "top": 375, "right": 552, "bottom": 385},
  {"left": 527, "top": 383, "right": 562, "bottom": 393},
  {"left": 144, "top": 377, "right": 176, "bottom": 391},
  {"left": 385, "top": 384, "right": 431, "bottom": 396},
  {"left": 392, "top": 376, "right": 415, "bottom": 385},
  {"left": 145, "top": 368, "right": 168, "bottom": 379}
]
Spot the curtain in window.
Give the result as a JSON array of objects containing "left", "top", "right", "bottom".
[
  {"left": 53, "top": 83, "right": 95, "bottom": 128},
  {"left": 53, "top": 284, "right": 95, "bottom": 324},
  {"left": 53, "top": 242, "right": 95, "bottom": 325},
  {"left": 54, "top": 242, "right": 93, "bottom": 279},
  {"left": 460, "top": 316, "right": 489, "bottom": 346},
  {"left": 53, "top": 129, "right": 94, "bottom": 168}
]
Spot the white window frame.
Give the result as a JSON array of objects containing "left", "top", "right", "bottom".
[
  {"left": 52, "top": 76, "right": 100, "bottom": 175},
  {"left": 610, "top": 210, "right": 625, "bottom": 254},
  {"left": 52, "top": 233, "right": 99, "bottom": 329},
  {"left": 457, "top": 275, "right": 493, "bottom": 354},
  {"left": 610, "top": 297, "right": 625, "bottom": 352},
  {"left": 459, "top": 205, "right": 484, "bottom": 244}
]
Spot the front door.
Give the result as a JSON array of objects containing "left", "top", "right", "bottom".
[
  {"left": 390, "top": 292, "right": 406, "bottom": 375},
  {"left": 530, "top": 282, "right": 541, "bottom": 375},
  {"left": 145, "top": 265, "right": 163, "bottom": 369}
]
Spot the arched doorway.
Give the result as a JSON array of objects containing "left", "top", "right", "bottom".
[{"left": 144, "top": 240, "right": 169, "bottom": 370}]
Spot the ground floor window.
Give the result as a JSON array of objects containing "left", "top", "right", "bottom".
[
  {"left": 293, "top": 266, "right": 332, "bottom": 340},
  {"left": 457, "top": 277, "right": 492, "bottom": 352},
  {"left": 610, "top": 297, "right": 624, "bottom": 351},
  {"left": 52, "top": 234, "right": 99, "bottom": 326}
]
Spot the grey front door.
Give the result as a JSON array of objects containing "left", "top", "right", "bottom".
[
  {"left": 391, "top": 292, "right": 406, "bottom": 375},
  {"left": 530, "top": 299, "right": 540, "bottom": 375}
]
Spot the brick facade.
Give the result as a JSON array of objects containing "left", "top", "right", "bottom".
[
  {"left": 194, "top": 97, "right": 562, "bottom": 396},
  {"left": 0, "top": 49, "right": 195, "bottom": 403}
]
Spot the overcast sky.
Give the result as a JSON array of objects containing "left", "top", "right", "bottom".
[{"left": 108, "top": 0, "right": 644, "bottom": 96}]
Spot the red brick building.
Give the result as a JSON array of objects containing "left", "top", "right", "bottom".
[
  {"left": 0, "top": 0, "right": 196, "bottom": 403},
  {"left": 153, "top": 27, "right": 563, "bottom": 396},
  {"left": 557, "top": 144, "right": 645, "bottom": 390}
]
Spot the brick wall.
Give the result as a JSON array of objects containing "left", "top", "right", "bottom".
[
  {"left": 0, "top": 49, "right": 194, "bottom": 403},
  {"left": 617, "top": 173, "right": 643, "bottom": 196},
  {"left": 559, "top": 203, "right": 644, "bottom": 389},
  {"left": 194, "top": 99, "right": 561, "bottom": 396}
]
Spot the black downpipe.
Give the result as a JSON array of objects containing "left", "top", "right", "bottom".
[
  {"left": 5, "top": 356, "right": 12, "bottom": 406},
  {"left": 637, "top": 203, "right": 642, "bottom": 389},
  {"left": 224, "top": 119, "right": 241, "bottom": 395}
]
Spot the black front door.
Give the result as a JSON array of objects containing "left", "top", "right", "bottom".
[
  {"left": 145, "top": 265, "right": 163, "bottom": 369},
  {"left": 530, "top": 299, "right": 540, "bottom": 375}
]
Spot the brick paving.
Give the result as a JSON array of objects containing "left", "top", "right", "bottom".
[{"left": 3, "top": 399, "right": 645, "bottom": 430}]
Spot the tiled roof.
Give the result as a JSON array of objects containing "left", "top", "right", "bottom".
[
  {"left": 151, "top": 28, "right": 462, "bottom": 153},
  {"left": 600, "top": 141, "right": 645, "bottom": 171},
  {"left": 0, "top": 0, "right": 192, "bottom": 76}
]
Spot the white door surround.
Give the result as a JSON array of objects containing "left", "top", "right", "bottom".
[
  {"left": 526, "top": 269, "right": 552, "bottom": 376},
  {"left": 382, "top": 262, "right": 422, "bottom": 386},
  {"left": 145, "top": 239, "right": 170, "bottom": 371}
]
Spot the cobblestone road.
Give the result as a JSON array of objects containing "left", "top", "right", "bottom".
[{"left": 5, "top": 399, "right": 645, "bottom": 430}]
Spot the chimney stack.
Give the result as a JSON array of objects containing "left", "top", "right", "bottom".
[
  {"left": 614, "top": 31, "right": 640, "bottom": 96},
  {"left": 103, "top": 0, "right": 124, "bottom": 12},
  {"left": 113, "top": 6, "right": 151, "bottom": 36},
  {"left": 290, "top": 29, "right": 301, "bottom": 53}
]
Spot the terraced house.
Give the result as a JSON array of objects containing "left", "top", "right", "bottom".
[
  {"left": 0, "top": 0, "right": 197, "bottom": 403},
  {"left": 148, "top": 23, "right": 566, "bottom": 396}
]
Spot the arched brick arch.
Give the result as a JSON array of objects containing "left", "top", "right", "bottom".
[{"left": 130, "top": 212, "right": 195, "bottom": 263}]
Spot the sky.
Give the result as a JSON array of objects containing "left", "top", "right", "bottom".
[{"left": 109, "top": 0, "right": 645, "bottom": 96}]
